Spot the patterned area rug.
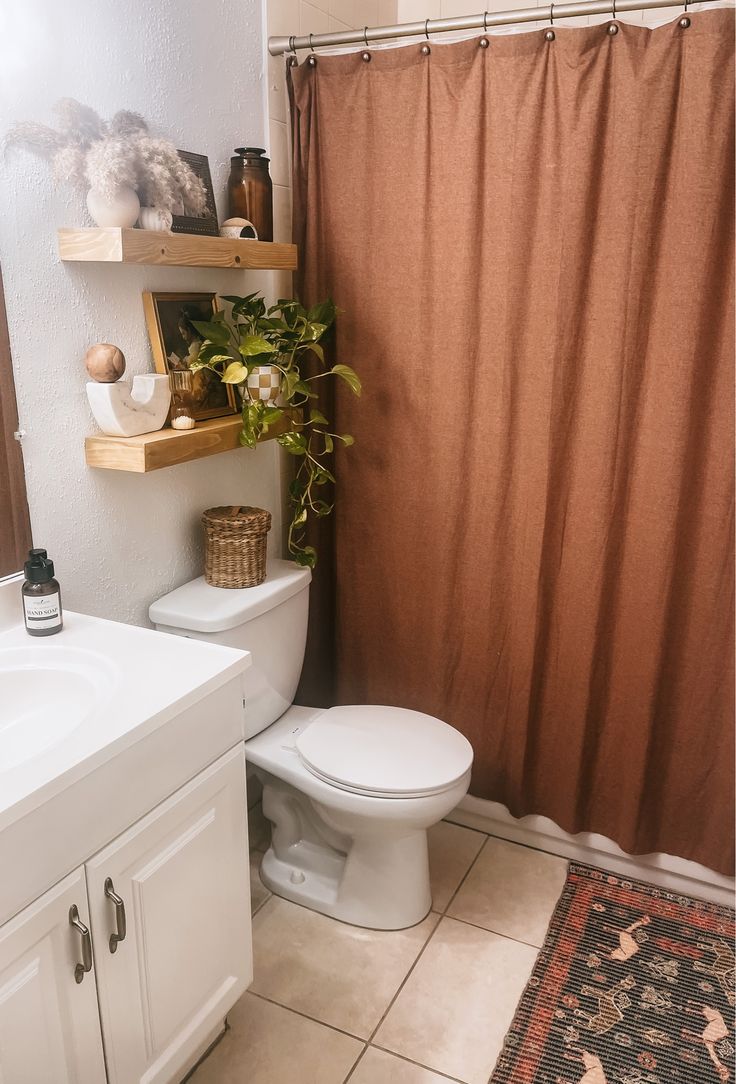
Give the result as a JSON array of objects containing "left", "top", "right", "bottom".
[{"left": 490, "top": 862, "right": 735, "bottom": 1084}]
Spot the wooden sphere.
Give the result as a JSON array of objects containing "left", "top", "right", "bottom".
[{"left": 85, "top": 343, "right": 126, "bottom": 383}]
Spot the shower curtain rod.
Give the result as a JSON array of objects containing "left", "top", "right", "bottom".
[{"left": 268, "top": 0, "right": 715, "bottom": 54}]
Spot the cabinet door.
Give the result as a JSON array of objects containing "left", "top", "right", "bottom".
[
  {"left": 86, "top": 745, "right": 252, "bottom": 1084},
  {"left": 0, "top": 866, "right": 106, "bottom": 1084}
]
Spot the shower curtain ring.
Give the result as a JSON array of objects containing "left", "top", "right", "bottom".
[
  {"left": 483, "top": 10, "right": 489, "bottom": 30},
  {"left": 364, "top": 25, "right": 369, "bottom": 46},
  {"left": 549, "top": 3, "right": 554, "bottom": 23},
  {"left": 425, "top": 18, "right": 431, "bottom": 38},
  {"left": 611, "top": 0, "right": 616, "bottom": 19},
  {"left": 679, "top": 0, "right": 690, "bottom": 26},
  {"left": 307, "top": 33, "right": 318, "bottom": 64}
]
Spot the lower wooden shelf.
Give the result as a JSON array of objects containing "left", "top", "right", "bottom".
[{"left": 85, "top": 412, "right": 294, "bottom": 473}]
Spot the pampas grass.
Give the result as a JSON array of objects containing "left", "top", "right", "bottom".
[{"left": 5, "top": 99, "right": 207, "bottom": 216}]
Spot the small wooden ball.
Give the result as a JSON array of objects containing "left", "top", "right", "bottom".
[{"left": 85, "top": 343, "right": 126, "bottom": 383}]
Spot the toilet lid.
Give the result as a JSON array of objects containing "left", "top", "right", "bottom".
[{"left": 295, "top": 705, "right": 473, "bottom": 798}]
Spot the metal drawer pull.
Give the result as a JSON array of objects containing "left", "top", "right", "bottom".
[
  {"left": 69, "top": 905, "right": 93, "bottom": 984},
  {"left": 104, "top": 877, "right": 127, "bottom": 953}
]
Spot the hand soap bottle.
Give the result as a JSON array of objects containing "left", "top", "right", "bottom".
[{"left": 22, "top": 548, "right": 63, "bottom": 636}]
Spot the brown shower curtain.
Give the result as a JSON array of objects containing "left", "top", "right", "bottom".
[{"left": 289, "top": 10, "right": 735, "bottom": 875}]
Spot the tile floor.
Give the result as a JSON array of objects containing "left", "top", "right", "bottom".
[{"left": 190, "top": 820, "right": 568, "bottom": 1084}]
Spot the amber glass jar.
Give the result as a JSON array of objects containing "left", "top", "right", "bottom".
[{"left": 227, "top": 148, "right": 274, "bottom": 242}]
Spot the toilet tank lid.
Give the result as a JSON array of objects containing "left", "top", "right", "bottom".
[{"left": 149, "top": 559, "right": 311, "bottom": 633}]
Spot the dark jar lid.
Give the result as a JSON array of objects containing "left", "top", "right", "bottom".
[{"left": 24, "top": 547, "right": 55, "bottom": 583}]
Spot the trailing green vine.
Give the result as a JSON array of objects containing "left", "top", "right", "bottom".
[{"left": 190, "top": 293, "right": 360, "bottom": 567}]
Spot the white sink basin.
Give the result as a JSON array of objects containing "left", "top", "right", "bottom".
[{"left": 0, "top": 645, "right": 118, "bottom": 772}]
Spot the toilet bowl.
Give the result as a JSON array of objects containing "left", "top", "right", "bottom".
[{"left": 149, "top": 560, "right": 473, "bottom": 929}]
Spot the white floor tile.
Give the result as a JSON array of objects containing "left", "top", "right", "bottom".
[
  {"left": 374, "top": 916, "right": 537, "bottom": 1084},
  {"left": 188, "top": 992, "right": 362, "bottom": 1083},
  {"left": 447, "top": 837, "right": 567, "bottom": 947},
  {"left": 250, "top": 851, "right": 272, "bottom": 915},
  {"left": 251, "top": 896, "right": 439, "bottom": 1038},
  {"left": 428, "top": 821, "right": 486, "bottom": 912},
  {"left": 351, "top": 1046, "right": 457, "bottom": 1082}
]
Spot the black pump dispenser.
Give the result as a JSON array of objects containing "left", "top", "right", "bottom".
[
  {"left": 22, "top": 548, "right": 63, "bottom": 636},
  {"left": 24, "top": 548, "right": 55, "bottom": 583}
]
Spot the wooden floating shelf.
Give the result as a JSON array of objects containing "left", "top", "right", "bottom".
[
  {"left": 85, "top": 412, "right": 298, "bottom": 474},
  {"left": 58, "top": 228, "right": 297, "bottom": 271}
]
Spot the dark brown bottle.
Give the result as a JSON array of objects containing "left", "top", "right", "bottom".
[
  {"left": 227, "top": 148, "right": 274, "bottom": 242},
  {"left": 22, "top": 548, "right": 63, "bottom": 636}
]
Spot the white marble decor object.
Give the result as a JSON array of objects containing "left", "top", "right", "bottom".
[{"left": 86, "top": 374, "right": 171, "bottom": 437}]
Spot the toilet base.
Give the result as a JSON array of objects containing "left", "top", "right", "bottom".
[
  {"left": 258, "top": 832, "right": 432, "bottom": 930},
  {"left": 257, "top": 773, "right": 433, "bottom": 930}
]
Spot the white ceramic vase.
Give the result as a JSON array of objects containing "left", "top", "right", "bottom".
[
  {"left": 138, "top": 206, "right": 173, "bottom": 232},
  {"left": 86, "top": 186, "right": 140, "bottom": 229}
]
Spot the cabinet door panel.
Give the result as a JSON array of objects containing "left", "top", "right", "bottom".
[
  {"left": 0, "top": 867, "right": 106, "bottom": 1084},
  {"left": 87, "top": 745, "right": 252, "bottom": 1084}
]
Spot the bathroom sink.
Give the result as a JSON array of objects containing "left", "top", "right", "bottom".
[{"left": 0, "top": 645, "right": 118, "bottom": 772}]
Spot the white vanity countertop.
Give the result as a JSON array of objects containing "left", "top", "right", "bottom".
[{"left": 0, "top": 610, "right": 250, "bottom": 833}]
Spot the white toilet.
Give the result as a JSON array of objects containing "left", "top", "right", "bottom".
[{"left": 150, "top": 559, "right": 473, "bottom": 930}]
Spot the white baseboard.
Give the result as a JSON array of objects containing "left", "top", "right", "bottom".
[{"left": 448, "top": 795, "right": 735, "bottom": 909}]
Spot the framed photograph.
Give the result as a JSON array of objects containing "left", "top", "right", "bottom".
[
  {"left": 170, "top": 151, "right": 219, "bottom": 237},
  {"left": 143, "top": 291, "right": 237, "bottom": 421}
]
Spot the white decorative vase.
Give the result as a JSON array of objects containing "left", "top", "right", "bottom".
[
  {"left": 86, "top": 374, "right": 171, "bottom": 437},
  {"left": 86, "top": 186, "right": 140, "bottom": 229},
  {"left": 138, "top": 206, "right": 173, "bottom": 232},
  {"left": 246, "top": 364, "right": 281, "bottom": 404}
]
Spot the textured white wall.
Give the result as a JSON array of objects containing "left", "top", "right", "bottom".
[{"left": 0, "top": 0, "right": 287, "bottom": 627}]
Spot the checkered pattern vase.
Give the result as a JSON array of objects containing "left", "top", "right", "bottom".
[{"left": 246, "top": 365, "right": 281, "bottom": 404}]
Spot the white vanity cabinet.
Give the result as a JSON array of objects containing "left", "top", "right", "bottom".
[
  {"left": 0, "top": 745, "right": 252, "bottom": 1084},
  {"left": 0, "top": 866, "right": 106, "bottom": 1082},
  {"left": 87, "top": 745, "right": 252, "bottom": 1084}
]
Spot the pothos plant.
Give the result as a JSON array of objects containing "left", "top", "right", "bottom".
[{"left": 189, "top": 293, "right": 361, "bottom": 568}]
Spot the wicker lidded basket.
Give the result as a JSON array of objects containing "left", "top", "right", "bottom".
[{"left": 202, "top": 505, "right": 272, "bottom": 589}]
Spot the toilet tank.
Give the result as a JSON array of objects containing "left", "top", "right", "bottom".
[{"left": 149, "top": 559, "right": 311, "bottom": 738}]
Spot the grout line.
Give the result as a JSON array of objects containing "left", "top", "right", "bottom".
[
  {"left": 441, "top": 911, "right": 545, "bottom": 954},
  {"left": 250, "top": 890, "right": 272, "bottom": 919},
  {"left": 365, "top": 912, "right": 444, "bottom": 1045},
  {"left": 442, "top": 833, "right": 490, "bottom": 916},
  {"left": 249, "top": 990, "right": 368, "bottom": 1044},
  {"left": 342, "top": 1043, "right": 370, "bottom": 1083},
  {"left": 367, "top": 1042, "right": 469, "bottom": 1083}
]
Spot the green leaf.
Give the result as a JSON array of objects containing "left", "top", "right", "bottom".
[
  {"left": 293, "top": 547, "right": 317, "bottom": 568},
  {"left": 239, "top": 335, "right": 277, "bottom": 357},
  {"left": 323, "top": 433, "right": 334, "bottom": 453},
  {"left": 332, "top": 364, "right": 362, "bottom": 396},
  {"left": 337, "top": 433, "right": 355, "bottom": 446},
  {"left": 278, "top": 431, "right": 307, "bottom": 456},
  {"left": 191, "top": 320, "right": 230, "bottom": 346},
  {"left": 308, "top": 342, "right": 325, "bottom": 364},
  {"left": 222, "top": 362, "right": 247, "bottom": 384},
  {"left": 307, "top": 299, "right": 337, "bottom": 328},
  {"left": 309, "top": 408, "right": 329, "bottom": 426}
]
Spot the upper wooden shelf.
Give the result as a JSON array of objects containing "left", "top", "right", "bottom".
[
  {"left": 58, "top": 228, "right": 297, "bottom": 271},
  {"left": 85, "top": 412, "right": 296, "bottom": 474}
]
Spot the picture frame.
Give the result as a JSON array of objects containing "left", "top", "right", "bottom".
[
  {"left": 170, "top": 151, "right": 219, "bottom": 237},
  {"left": 143, "top": 291, "right": 237, "bottom": 421}
]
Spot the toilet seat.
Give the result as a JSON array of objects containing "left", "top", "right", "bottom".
[{"left": 295, "top": 705, "right": 473, "bottom": 799}]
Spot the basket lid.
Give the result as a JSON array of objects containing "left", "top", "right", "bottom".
[
  {"left": 149, "top": 559, "right": 311, "bottom": 633},
  {"left": 202, "top": 505, "right": 271, "bottom": 530}
]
